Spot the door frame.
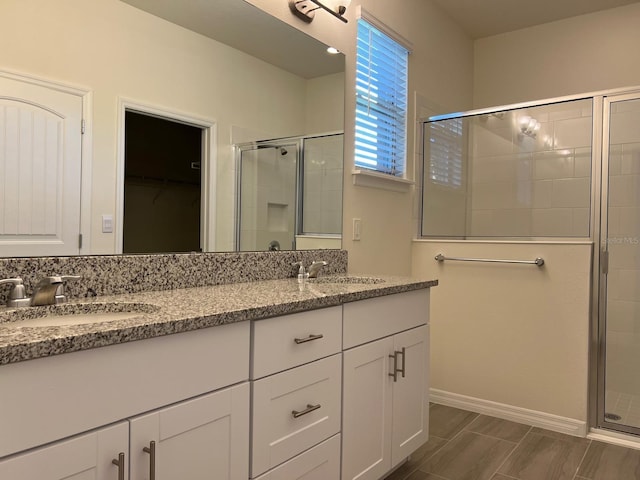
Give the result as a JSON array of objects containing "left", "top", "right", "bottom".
[
  {"left": 0, "top": 68, "right": 93, "bottom": 255},
  {"left": 115, "top": 98, "right": 217, "bottom": 253}
]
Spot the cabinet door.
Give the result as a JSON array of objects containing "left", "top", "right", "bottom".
[
  {"left": 342, "top": 337, "right": 393, "bottom": 480},
  {"left": 391, "top": 325, "right": 430, "bottom": 467},
  {"left": 130, "top": 383, "right": 249, "bottom": 480},
  {"left": 0, "top": 422, "right": 128, "bottom": 480}
]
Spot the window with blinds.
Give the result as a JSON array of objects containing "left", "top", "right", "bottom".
[
  {"left": 427, "top": 117, "right": 463, "bottom": 188},
  {"left": 355, "top": 19, "right": 409, "bottom": 177}
]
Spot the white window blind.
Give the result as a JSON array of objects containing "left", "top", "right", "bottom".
[
  {"left": 355, "top": 18, "right": 409, "bottom": 177},
  {"left": 427, "top": 118, "right": 463, "bottom": 188}
]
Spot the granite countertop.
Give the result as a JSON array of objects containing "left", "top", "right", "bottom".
[{"left": 0, "top": 275, "right": 438, "bottom": 365}]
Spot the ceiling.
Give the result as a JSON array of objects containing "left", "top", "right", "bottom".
[
  {"left": 119, "top": 0, "right": 344, "bottom": 79},
  {"left": 432, "top": 0, "right": 640, "bottom": 39}
]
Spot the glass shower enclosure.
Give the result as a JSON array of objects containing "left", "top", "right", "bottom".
[
  {"left": 421, "top": 88, "right": 640, "bottom": 438},
  {"left": 235, "top": 132, "right": 343, "bottom": 251}
]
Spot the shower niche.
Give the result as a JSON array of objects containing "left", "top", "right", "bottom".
[{"left": 236, "top": 132, "right": 343, "bottom": 251}]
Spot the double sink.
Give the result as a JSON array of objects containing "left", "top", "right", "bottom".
[{"left": 0, "top": 276, "right": 385, "bottom": 329}]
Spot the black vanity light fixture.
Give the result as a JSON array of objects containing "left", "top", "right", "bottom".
[{"left": 289, "top": 0, "right": 351, "bottom": 23}]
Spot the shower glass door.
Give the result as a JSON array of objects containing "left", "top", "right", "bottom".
[
  {"left": 601, "top": 93, "right": 640, "bottom": 433},
  {"left": 237, "top": 143, "right": 298, "bottom": 251}
]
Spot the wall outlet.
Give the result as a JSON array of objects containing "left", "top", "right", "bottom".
[
  {"left": 352, "top": 218, "right": 361, "bottom": 241},
  {"left": 102, "top": 214, "right": 113, "bottom": 233}
]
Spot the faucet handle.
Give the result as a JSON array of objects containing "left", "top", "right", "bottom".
[
  {"left": 0, "top": 278, "right": 30, "bottom": 307},
  {"left": 0, "top": 277, "right": 26, "bottom": 297}
]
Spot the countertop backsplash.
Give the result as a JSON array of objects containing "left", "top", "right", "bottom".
[{"left": 0, "top": 250, "right": 348, "bottom": 304}]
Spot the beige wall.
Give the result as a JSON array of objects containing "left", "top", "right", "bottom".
[
  {"left": 0, "top": 0, "right": 342, "bottom": 254},
  {"left": 474, "top": 3, "right": 640, "bottom": 108},
  {"left": 413, "top": 241, "right": 592, "bottom": 422}
]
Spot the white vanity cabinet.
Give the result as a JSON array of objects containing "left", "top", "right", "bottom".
[
  {"left": 250, "top": 306, "right": 343, "bottom": 479},
  {"left": 0, "top": 422, "right": 129, "bottom": 480},
  {"left": 0, "top": 384, "right": 249, "bottom": 480},
  {"left": 0, "top": 321, "right": 250, "bottom": 480},
  {"left": 129, "top": 383, "right": 249, "bottom": 480},
  {"left": 342, "top": 289, "right": 430, "bottom": 480}
]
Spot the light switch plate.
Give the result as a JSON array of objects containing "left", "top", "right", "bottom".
[
  {"left": 352, "top": 218, "right": 361, "bottom": 241},
  {"left": 102, "top": 214, "right": 113, "bottom": 233}
]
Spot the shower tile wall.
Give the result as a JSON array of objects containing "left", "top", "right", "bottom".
[
  {"left": 468, "top": 100, "right": 592, "bottom": 238},
  {"left": 605, "top": 99, "right": 640, "bottom": 415},
  {"left": 302, "top": 135, "right": 343, "bottom": 235}
]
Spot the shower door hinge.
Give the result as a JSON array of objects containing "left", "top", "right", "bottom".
[
  {"left": 601, "top": 250, "right": 609, "bottom": 275},
  {"left": 78, "top": 234, "right": 83, "bottom": 249},
  {"left": 81, "top": 119, "right": 86, "bottom": 134}
]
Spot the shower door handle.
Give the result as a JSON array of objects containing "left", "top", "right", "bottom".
[{"left": 601, "top": 250, "right": 609, "bottom": 275}]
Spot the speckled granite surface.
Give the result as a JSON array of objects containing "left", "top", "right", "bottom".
[
  {"left": 0, "top": 250, "right": 348, "bottom": 304},
  {"left": 0, "top": 275, "right": 438, "bottom": 365}
]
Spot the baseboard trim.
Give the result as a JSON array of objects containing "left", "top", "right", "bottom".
[{"left": 430, "top": 388, "right": 588, "bottom": 437}]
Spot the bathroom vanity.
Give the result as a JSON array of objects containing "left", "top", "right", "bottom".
[{"left": 0, "top": 253, "right": 436, "bottom": 480}]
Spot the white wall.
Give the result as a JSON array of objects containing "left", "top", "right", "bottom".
[
  {"left": 474, "top": 3, "right": 640, "bottom": 108},
  {"left": 0, "top": 0, "right": 342, "bottom": 254}
]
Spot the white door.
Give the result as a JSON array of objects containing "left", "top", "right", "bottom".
[
  {"left": 391, "top": 325, "right": 429, "bottom": 466},
  {"left": 342, "top": 337, "right": 393, "bottom": 480},
  {"left": 0, "top": 422, "right": 128, "bottom": 480},
  {"left": 0, "top": 74, "right": 83, "bottom": 256},
  {"left": 129, "top": 383, "right": 250, "bottom": 480}
]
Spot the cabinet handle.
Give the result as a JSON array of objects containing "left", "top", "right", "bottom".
[
  {"left": 143, "top": 440, "right": 156, "bottom": 480},
  {"left": 294, "top": 333, "right": 324, "bottom": 344},
  {"left": 389, "top": 347, "right": 406, "bottom": 382},
  {"left": 398, "top": 347, "right": 406, "bottom": 378},
  {"left": 389, "top": 352, "right": 398, "bottom": 382},
  {"left": 112, "top": 452, "right": 125, "bottom": 480},
  {"left": 292, "top": 403, "right": 321, "bottom": 418}
]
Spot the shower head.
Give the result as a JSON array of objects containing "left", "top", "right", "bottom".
[{"left": 279, "top": 147, "right": 288, "bottom": 156}]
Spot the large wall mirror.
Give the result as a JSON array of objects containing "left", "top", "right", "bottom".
[{"left": 0, "top": 0, "right": 344, "bottom": 258}]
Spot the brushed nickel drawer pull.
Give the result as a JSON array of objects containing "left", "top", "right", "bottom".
[
  {"left": 112, "top": 452, "right": 125, "bottom": 480},
  {"left": 292, "top": 403, "right": 321, "bottom": 418},
  {"left": 398, "top": 347, "right": 406, "bottom": 378},
  {"left": 143, "top": 440, "right": 156, "bottom": 480},
  {"left": 389, "top": 351, "right": 398, "bottom": 382},
  {"left": 294, "top": 333, "right": 324, "bottom": 344}
]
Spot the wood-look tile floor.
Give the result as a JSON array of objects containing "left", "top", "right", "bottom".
[{"left": 384, "top": 404, "right": 640, "bottom": 480}]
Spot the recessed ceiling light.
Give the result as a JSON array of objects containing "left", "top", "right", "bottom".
[{"left": 327, "top": 46, "right": 340, "bottom": 54}]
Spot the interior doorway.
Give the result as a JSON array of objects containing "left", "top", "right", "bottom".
[{"left": 123, "top": 110, "right": 203, "bottom": 253}]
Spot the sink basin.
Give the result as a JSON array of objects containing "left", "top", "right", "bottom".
[
  {"left": 0, "top": 302, "right": 160, "bottom": 328},
  {"left": 308, "top": 276, "right": 386, "bottom": 285}
]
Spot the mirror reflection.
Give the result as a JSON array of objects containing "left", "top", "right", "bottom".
[
  {"left": 0, "top": 0, "right": 344, "bottom": 258},
  {"left": 237, "top": 132, "right": 343, "bottom": 252}
]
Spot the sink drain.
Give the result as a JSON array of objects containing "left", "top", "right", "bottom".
[{"left": 605, "top": 413, "right": 622, "bottom": 421}]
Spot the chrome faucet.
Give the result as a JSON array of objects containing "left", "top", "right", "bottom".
[
  {"left": 308, "top": 261, "right": 328, "bottom": 278},
  {"left": 0, "top": 275, "right": 81, "bottom": 307},
  {"left": 31, "top": 275, "right": 81, "bottom": 306}
]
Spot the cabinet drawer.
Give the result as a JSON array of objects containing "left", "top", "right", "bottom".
[
  {"left": 253, "top": 434, "right": 341, "bottom": 480},
  {"left": 343, "top": 289, "right": 429, "bottom": 349},
  {"left": 252, "top": 306, "right": 342, "bottom": 379},
  {"left": 251, "top": 354, "right": 341, "bottom": 477}
]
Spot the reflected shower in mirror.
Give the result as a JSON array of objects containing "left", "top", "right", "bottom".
[
  {"left": 0, "top": 0, "right": 344, "bottom": 258},
  {"left": 236, "top": 132, "right": 343, "bottom": 251}
]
